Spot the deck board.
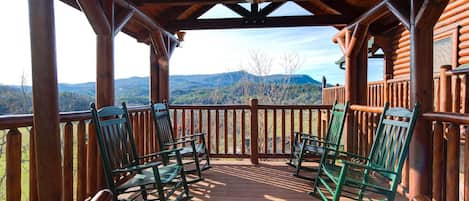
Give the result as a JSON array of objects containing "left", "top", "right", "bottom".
[{"left": 129, "top": 159, "right": 407, "bottom": 201}]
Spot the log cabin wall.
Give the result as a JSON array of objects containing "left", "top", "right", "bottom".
[{"left": 390, "top": 0, "right": 468, "bottom": 78}]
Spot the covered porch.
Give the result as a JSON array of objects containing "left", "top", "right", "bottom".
[{"left": 1, "top": 0, "right": 468, "bottom": 201}]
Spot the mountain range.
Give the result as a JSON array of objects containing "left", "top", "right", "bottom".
[{"left": 1, "top": 71, "right": 323, "bottom": 114}]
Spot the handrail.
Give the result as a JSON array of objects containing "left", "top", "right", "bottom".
[
  {"left": 0, "top": 106, "right": 152, "bottom": 129},
  {"left": 257, "top": 104, "right": 332, "bottom": 110},
  {"left": 169, "top": 104, "right": 251, "bottom": 110},
  {"left": 422, "top": 112, "right": 469, "bottom": 125},
  {"left": 349, "top": 105, "right": 384, "bottom": 113}
]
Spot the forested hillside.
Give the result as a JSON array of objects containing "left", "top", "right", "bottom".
[{"left": 0, "top": 71, "right": 323, "bottom": 114}]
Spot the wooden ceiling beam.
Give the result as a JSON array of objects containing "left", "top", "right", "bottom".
[
  {"left": 76, "top": 0, "right": 112, "bottom": 34},
  {"left": 259, "top": 2, "right": 285, "bottom": 16},
  {"left": 223, "top": 3, "right": 251, "bottom": 17},
  {"left": 114, "top": 7, "right": 135, "bottom": 35},
  {"left": 115, "top": 0, "right": 178, "bottom": 42},
  {"left": 169, "top": 15, "right": 350, "bottom": 30},
  {"left": 177, "top": 4, "right": 215, "bottom": 20},
  {"left": 141, "top": 0, "right": 307, "bottom": 6},
  {"left": 318, "top": 0, "right": 359, "bottom": 17},
  {"left": 385, "top": 0, "right": 410, "bottom": 29}
]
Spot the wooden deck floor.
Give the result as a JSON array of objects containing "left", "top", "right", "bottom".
[{"left": 131, "top": 159, "right": 407, "bottom": 201}]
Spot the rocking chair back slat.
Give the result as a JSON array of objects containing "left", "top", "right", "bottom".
[
  {"left": 368, "top": 104, "right": 419, "bottom": 179},
  {"left": 325, "top": 101, "right": 348, "bottom": 148},
  {"left": 90, "top": 103, "right": 139, "bottom": 188},
  {"left": 152, "top": 102, "right": 176, "bottom": 149}
]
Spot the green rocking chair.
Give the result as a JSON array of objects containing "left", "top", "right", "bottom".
[
  {"left": 151, "top": 102, "right": 211, "bottom": 183},
  {"left": 90, "top": 103, "right": 191, "bottom": 201},
  {"left": 311, "top": 103, "right": 419, "bottom": 201},
  {"left": 287, "top": 100, "right": 349, "bottom": 180}
]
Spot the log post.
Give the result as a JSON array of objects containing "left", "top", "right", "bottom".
[
  {"left": 250, "top": 99, "right": 259, "bottom": 164},
  {"left": 409, "top": 0, "right": 449, "bottom": 198},
  {"left": 439, "top": 65, "right": 452, "bottom": 112},
  {"left": 344, "top": 24, "right": 369, "bottom": 152},
  {"left": 28, "top": 1, "right": 63, "bottom": 200},
  {"left": 150, "top": 44, "right": 160, "bottom": 102},
  {"left": 6, "top": 129, "right": 21, "bottom": 201}
]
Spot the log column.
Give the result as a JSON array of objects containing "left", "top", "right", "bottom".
[
  {"left": 150, "top": 32, "right": 177, "bottom": 102},
  {"left": 96, "top": 34, "right": 115, "bottom": 107},
  {"left": 337, "top": 24, "right": 369, "bottom": 151},
  {"left": 150, "top": 44, "right": 160, "bottom": 102},
  {"left": 28, "top": 0, "right": 62, "bottom": 200},
  {"left": 409, "top": 0, "right": 448, "bottom": 198}
]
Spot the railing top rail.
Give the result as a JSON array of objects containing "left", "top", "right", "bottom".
[
  {"left": 350, "top": 105, "right": 384, "bottom": 113},
  {"left": 323, "top": 85, "right": 344, "bottom": 90},
  {"left": 422, "top": 112, "right": 469, "bottom": 125},
  {"left": 257, "top": 104, "right": 332, "bottom": 110},
  {"left": 0, "top": 106, "right": 151, "bottom": 130},
  {"left": 386, "top": 77, "right": 410, "bottom": 83},
  {"left": 368, "top": 80, "right": 385, "bottom": 85},
  {"left": 169, "top": 104, "right": 251, "bottom": 110}
]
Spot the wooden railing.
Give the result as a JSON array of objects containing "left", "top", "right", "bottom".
[
  {"left": 322, "top": 85, "right": 345, "bottom": 104},
  {"left": 0, "top": 101, "right": 332, "bottom": 201},
  {"left": 322, "top": 66, "right": 468, "bottom": 113},
  {"left": 422, "top": 112, "right": 469, "bottom": 201}
]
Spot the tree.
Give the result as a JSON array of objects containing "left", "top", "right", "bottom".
[{"left": 240, "top": 51, "right": 302, "bottom": 104}]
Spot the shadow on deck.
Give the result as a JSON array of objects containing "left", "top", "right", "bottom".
[{"left": 130, "top": 159, "right": 407, "bottom": 201}]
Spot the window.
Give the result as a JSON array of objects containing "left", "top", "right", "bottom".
[{"left": 433, "top": 36, "right": 453, "bottom": 73}]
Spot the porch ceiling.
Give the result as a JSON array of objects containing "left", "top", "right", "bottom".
[{"left": 59, "top": 0, "right": 401, "bottom": 44}]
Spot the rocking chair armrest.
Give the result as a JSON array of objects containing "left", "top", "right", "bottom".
[
  {"left": 321, "top": 147, "right": 368, "bottom": 161},
  {"left": 164, "top": 139, "right": 196, "bottom": 147},
  {"left": 337, "top": 151, "right": 369, "bottom": 161},
  {"left": 341, "top": 160, "right": 398, "bottom": 175},
  {"left": 294, "top": 132, "right": 321, "bottom": 139},
  {"left": 139, "top": 147, "right": 184, "bottom": 159},
  {"left": 301, "top": 137, "right": 337, "bottom": 147},
  {"left": 112, "top": 161, "right": 162, "bottom": 174},
  {"left": 174, "top": 132, "right": 206, "bottom": 140}
]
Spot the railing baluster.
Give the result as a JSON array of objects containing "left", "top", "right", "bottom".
[
  {"left": 309, "top": 109, "right": 313, "bottom": 135},
  {"left": 63, "top": 122, "right": 74, "bottom": 201},
  {"left": 138, "top": 112, "right": 145, "bottom": 155},
  {"left": 464, "top": 127, "right": 469, "bottom": 201},
  {"left": 215, "top": 109, "right": 219, "bottom": 154},
  {"left": 241, "top": 110, "right": 246, "bottom": 155},
  {"left": 281, "top": 109, "right": 286, "bottom": 153},
  {"left": 190, "top": 109, "right": 194, "bottom": 134},
  {"left": 264, "top": 109, "right": 268, "bottom": 154},
  {"left": 207, "top": 110, "right": 211, "bottom": 154},
  {"left": 299, "top": 109, "right": 303, "bottom": 133},
  {"left": 224, "top": 109, "right": 228, "bottom": 154},
  {"left": 173, "top": 110, "right": 178, "bottom": 139},
  {"left": 273, "top": 109, "right": 277, "bottom": 154},
  {"left": 317, "top": 110, "right": 321, "bottom": 138},
  {"left": 250, "top": 99, "right": 259, "bottom": 164},
  {"left": 233, "top": 110, "right": 237, "bottom": 154},
  {"left": 290, "top": 109, "right": 294, "bottom": 152},
  {"left": 77, "top": 121, "right": 87, "bottom": 201},
  {"left": 29, "top": 127, "right": 38, "bottom": 201},
  {"left": 198, "top": 109, "right": 203, "bottom": 134},
  {"left": 6, "top": 128, "right": 21, "bottom": 201},
  {"left": 432, "top": 121, "right": 444, "bottom": 201},
  {"left": 446, "top": 123, "right": 460, "bottom": 201},
  {"left": 87, "top": 123, "right": 97, "bottom": 195},
  {"left": 182, "top": 109, "right": 186, "bottom": 147}
]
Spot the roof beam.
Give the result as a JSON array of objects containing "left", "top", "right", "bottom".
[
  {"left": 115, "top": 0, "right": 178, "bottom": 42},
  {"left": 176, "top": 4, "right": 215, "bottom": 20},
  {"left": 259, "top": 2, "right": 285, "bottom": 16},
  {"left": 169, "top": 15, "right": 350, "bottom": 30},
  {"left": 142, "top": 0, "right": 309, "bottom": 5},
  {"left": 223, "top": 3, "right": 251, "bottom": 17}
]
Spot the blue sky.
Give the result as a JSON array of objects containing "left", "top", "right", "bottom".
[{"left": 0, "top": 1, "right": 383, "bottom": 86}]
